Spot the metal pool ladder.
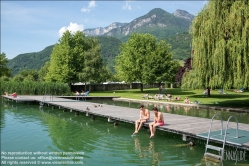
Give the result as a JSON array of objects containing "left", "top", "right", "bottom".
[
  {"left": 40, "top": 94, "right": 53, "bottom": 107},
  {"left": 204, "top": 114, "right": 239, "bottom": 162}
]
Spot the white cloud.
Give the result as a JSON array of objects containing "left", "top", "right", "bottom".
[
  {"left": 137, "top": 6, "right": 141, "bottom": 9},
  {"left": 59, "top": 22, "right": 84, "bottom": 37},
  {"left": 81, "top": 7, "right": 90, "bottom": 13},
  {"left": 81, "top": 0, "right": 96, "bottom": 13},
  {"left": 123, "top": 1, "right": 132, "bottom": 10},
  {"left": 88, "top": 1, "right": 96, "bottom": 8}
]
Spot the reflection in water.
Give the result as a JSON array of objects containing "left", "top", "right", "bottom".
[
  {"left": 134, "top": 137, "right": 146, "bottom": 158},
  {"left": 184, "top": 106, "right": 190, "bottom": 113},
  {"left": 149, "top": 140, "right": 162, "bottom": 165},
  {"left": 165, "top": 105, "right": 171, "bottom": 113},
  {"left": 134, "top": 137, "right": 162, "bottom": 165}
]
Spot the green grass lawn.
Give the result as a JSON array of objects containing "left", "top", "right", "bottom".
[{"left": 89, "top": 88, "right": 249, "bottom": 109}]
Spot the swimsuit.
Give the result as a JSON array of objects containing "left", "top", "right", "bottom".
[
  {"left": 156, "top": 120, "right": 164, "bottom": 126},
  {"left": 140, "top": 118, "right": 150, "bottom": 122}
]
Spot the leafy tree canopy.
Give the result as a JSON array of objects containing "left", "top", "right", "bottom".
[
  {"left": 13, "top": 69, "right": 39, "bottom": 82},
  {"left": 0, "top": 53, "right": 11, "bottom": 77},
  {"left": 78, "top": 37, "right": 104, "bottom": 83},
  {"left": 45, "top": 30, "right": 105, "bottom": 85},
  {"left": 175, "top": 57, "right": 192, "bottom": 85},
  {"left": 182, "top": 0, "right": 249, "bottom": 90},
  {"left": 115, "top": 33, "right": 178, "bottom": 91}
]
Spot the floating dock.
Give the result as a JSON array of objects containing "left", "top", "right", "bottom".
[{"left": 2, "top": 95, "right": 249, "bottom": 150}]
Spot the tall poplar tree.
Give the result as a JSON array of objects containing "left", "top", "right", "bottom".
[
  {"left": 45, "top": 31, "right": 77, "bottom": 83},
  {"left": 182, "top": 0, "right": 249, "bottom": 90}
]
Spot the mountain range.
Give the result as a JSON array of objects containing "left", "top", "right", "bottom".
[
  {"left": 83, "top": 8, "right": 194, "bottom": 41},
  {"left": 7, "top": 8, "right": 194, "bottom": 76}
]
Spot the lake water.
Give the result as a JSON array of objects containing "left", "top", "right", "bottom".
[{"left": 1, "top": 99, "right": 248, "bottom": 166}]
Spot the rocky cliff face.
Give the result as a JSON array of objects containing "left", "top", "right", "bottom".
[
  {"left": 83, "top": 22, "right": 127, "bottom": 36},
  {"left": 104, "top": 13, "right": 159, "bottom": 36},
  {"left": 173, "top": 9, "right": 195, "bottom": 21},
  {"left": 121, "top": 14, "right": 160, "bottom": 35}
]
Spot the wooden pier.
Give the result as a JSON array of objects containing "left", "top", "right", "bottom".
[{"left": 2, "top": 95, "right": 249, "bottom": 150}]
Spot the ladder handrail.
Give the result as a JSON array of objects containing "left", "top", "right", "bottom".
[
  {"left": 205, "top": 114, "right": 223, "bottom": 154},
  {"left": 221, "top": 116, "right": 239, "bottom": 160},
  {"left": 40, "top": 95, "right": 46, "bottom": 106},
  {"left": 49, "top": 94, "right": 53, "bottom": 101},
  {"left": 204, "top": 115, "right": 240, "bottom": 162},
  {"left": 40, "top": 94, "right": 53, "bottom": 106}
]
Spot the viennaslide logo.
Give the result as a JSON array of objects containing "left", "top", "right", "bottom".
[{"left": 222, "top": 148, "right": 247, "bottom": 164}]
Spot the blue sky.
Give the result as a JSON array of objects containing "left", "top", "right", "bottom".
[{"left": 1, "top": 1, "right": 207, "bottom": 59}]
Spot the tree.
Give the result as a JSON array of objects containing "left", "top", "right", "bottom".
[
  {"left": 78, "top": 37, "right": 104, "bottom": 86},
  {"left": 45, "top": 30, "right": 104, "bottom": 86},
  {"left": 13, "top": 70, "right": 39, "bottom": 82},
  {"left": 13, "top": 75, "right": 24, "bottom": 82},
  {"left": 115, "top": 33, "right": 176, "bottom": 92},
  {"left": 145, "top": 40, "right": 180, "bottom": 85},
  {"left": 39, "top": 61, "right": 50, "bottom": 81},
  {"left": 183, "top": 0, "right": 249, "bottom": 90},
  {"left": 45, "top": 30, "right": 79, "bottom": 84},
  {"left": 167, "top": 60, "right": 181, "bottom": 85},
  {"left": 175, "top": 57, "right": 192, "bottom": 85},
  {"left": 45, "top": 30, "right": 105, "bottom": 88},
  {"left": 99, "top": 66, "right": 113, "bottom": 82},
  {"left": 0, "top": 53, "right": 11, "bottom": 77}
]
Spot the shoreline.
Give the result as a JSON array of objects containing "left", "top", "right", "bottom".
[{"left": 113, "top": 98, "right": 249, "bottom": 113}]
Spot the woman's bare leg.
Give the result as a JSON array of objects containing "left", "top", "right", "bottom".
[
  {"left": 150, "top": 123, "right": 160, "bottom": 138},
  {"left": 149, "top": 122, "right": 155, "bottom": 137}
]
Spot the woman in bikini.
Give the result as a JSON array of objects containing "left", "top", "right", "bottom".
[
  {"left": 149, "top": 107, "right": 164, "bottom": 138},
  {"left": 133, "top": 105, "right": 150, "bottom": 135}
]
